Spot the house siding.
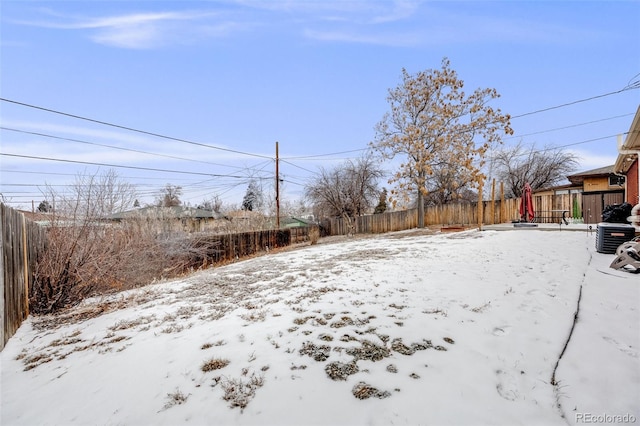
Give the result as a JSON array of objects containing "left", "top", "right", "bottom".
[{"left": 582, "top": 176, "right": 613, "bottom": 192}]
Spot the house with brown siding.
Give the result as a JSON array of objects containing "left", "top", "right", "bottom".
[{"left": 566, "top": 165, "right": 626, "bottom": 225}]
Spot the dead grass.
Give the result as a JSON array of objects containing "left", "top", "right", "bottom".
[
  {"left": 325, "top": 361, "right": 359, "bottom": 381},
  {"left": 221, "top": 373, "right": 265, "bottom": 410},
  {"left": 201, "top": 358, "right": 230, "bottom": 372},
  {"left": 163, "top": 388, "right": 189, "bottom": 410},
  {"left": 352, "top": 382, "right": 391, "bottom": 399}
]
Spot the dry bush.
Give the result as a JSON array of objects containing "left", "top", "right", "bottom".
[
  {"left": 221, "top": 373, "right": 265, "bottom": 410},
  {"left": 163, "top": 388, "right": 189, "bottom": 410},
  {"left": 309, "top": 226, "right": 320, "bottom": 245},
  {"left": 30, "top": 170, "right": 223, "bottom": 315},
  {"left": 32, "top": 217, "right": 218, "bottom": 315}
]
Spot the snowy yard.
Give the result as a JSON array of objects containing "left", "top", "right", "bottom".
[{"left": 1, "top": 228, "right": 638, "bottom": 426}]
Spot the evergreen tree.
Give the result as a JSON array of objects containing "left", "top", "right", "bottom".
[
  {"left": 38, "top": 200, "right": 52, "bottom": 213},
  {"left": 242, "top": 180, "right": 262, "bottom": 212},
  {"left": 374, "top": 188, "right": 388, "bottom": 214}
]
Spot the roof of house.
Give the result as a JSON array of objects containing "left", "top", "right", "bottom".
[
  {"left": 280, "top": 216, "right": 314, "bottom": 227},
  {"left": 107, "top": 206, "right": 227, "bottom": 220},
  {"left": 531, "top": 182, "right": 582, "bottom": 194},
  {"left": 614, "top": 105, "right": 640, "bottom": 174},
  {"left": 567, "top": 165, "right": 614, "bottom": 185}
]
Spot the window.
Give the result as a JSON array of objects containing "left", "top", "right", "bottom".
[{"left": 609, "top": 175, "right": 625, "bottom": 187}]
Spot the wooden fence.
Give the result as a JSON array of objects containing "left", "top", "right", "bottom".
[
  {"left": 321, "top": 209, "right": 418, "bottom": 236},
  {"left": 1, "top": 204, "right": 47, "bottom": 351},
  {"left": 190, "top": 226, "right": 315, "bottom": 266},
  {"left": 322, "top": 198, "right": 523, "bottom": 237}
]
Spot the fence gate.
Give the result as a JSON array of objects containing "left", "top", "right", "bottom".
[{"left": 582, "top": 191, "right": 624, "bottom": 225}]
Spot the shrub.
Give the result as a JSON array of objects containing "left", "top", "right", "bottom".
[{"left": 309, "top": 226, "right": 320, "bottom": 245}]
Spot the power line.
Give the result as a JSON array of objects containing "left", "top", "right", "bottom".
[
  {"left": 0, "top": 153, "right": 252, "bottom": 178},
  {"left": 506, "top": 113, "right": 635, "bottom": 140},
  {"left": 0, "top": 98, "right": 273, "bottom": 160},
  {"left": 280, "top": 159, "right": 318, "bottom": 175},
  {"left": 0, "top": 126, "right": 262, "bottom": 172},
  {"left": 510, "top": 84, "right": 639, "bottom": 119},
  {"left": 282, "top": 147, "right": 370, "bottom": 160},
  {"left": 487, "top": 133, "right": 628, "bottom": 160},
  {"left": 0, "top": 168, "right": 251, "bottom": 182}
]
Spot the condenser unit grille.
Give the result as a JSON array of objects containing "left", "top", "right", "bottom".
[{"left": 596, "top": 223, "right": 636, "bottom": 254}]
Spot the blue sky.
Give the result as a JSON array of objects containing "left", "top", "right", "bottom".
[{"left": 1, "top": 0, "right": 639, "bottom": 211}]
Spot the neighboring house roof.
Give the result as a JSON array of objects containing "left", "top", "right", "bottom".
[
  {"left": 614, "top": 105, "right": 640, "bottom": 174},
  {"left": 280, "top": 217, "right": 314, "bottom": 227},
  {"left": 226, "top": 210, "right": 264, "bottom": 219},
  {"left": 531, "top": 182, "right": 582, "bottom": 195},
  {"left": 17, "top": 210, "right": 53, "bottom": 222},
  {"left": 107, "top": 206, "right": 227, "bottom": 220},
  {"left": 567, "top": 165, "right": 615, "bottom": 185}
]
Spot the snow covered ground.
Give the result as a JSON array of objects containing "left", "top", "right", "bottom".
[{"left": 1, "top": 228, "right": 638, "bottom": 426}]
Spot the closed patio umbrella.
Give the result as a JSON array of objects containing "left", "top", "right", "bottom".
[{"left": 519, "top": 183, "right": 535, "bottom": 222}]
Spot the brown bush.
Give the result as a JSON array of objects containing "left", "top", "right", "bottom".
[
  {"left": 31, "top": 217, "right": 217, "bottom": 315},
  {"left": 309, "top": 226, "right": 320, "bottom": 245}
]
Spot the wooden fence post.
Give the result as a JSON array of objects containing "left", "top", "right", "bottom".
[
  {"left": 490, "top": 179, "right": 496, "bottom": 225},
  {"left": 500, "top": 182, "right": 505, "bottom": 223},
  {"left": 478, "top": 183, "right": 484, "bottom": 231},
  {"left": 22, "top": 215, "right": 29, "bottom": 317}
]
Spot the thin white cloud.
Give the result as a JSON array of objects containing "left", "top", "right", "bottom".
[
  {"left": 369, "top": 0, "right": 420, "bottom": 24},
  {"left": 233, "top": 0, "right": 420, "bottom": 25},
  {"left": 2, "top": 119, "right": 154, "bottom": 146},
  {"left": 301, "top": 2, "right": 605, "bottom": 47},
  {"left": 303, "top": 28, "right": 422, "bottom": 47},
  {"left": 11, "top": 10, "right": 246, "bottom": 49},
  {"left": 570, "top": 148, "right": 618, "bottom": 172},
  {"left": 8, "top": 2, "right": 608, "bottom": 49}
]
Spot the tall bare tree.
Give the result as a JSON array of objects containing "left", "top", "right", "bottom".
[
  {"left": 492, "top": 141, "right": 579, "bottom": 197},
  {"left": 198, "top": 195, "right": 223, "bottom": 212},
  {"left": 43, "top": 169, "right": 138, "bottom": 218},
  {"left": 305, "top": 153, "right": 384, "bottom": 233},
  {"left": 371, "top": 58, "right": 513, "bottom": 227},
  {"left": 33, "top": 170, "right": 213, "bottom": 314},
  {"left": 423, "top": 163, "right": 478, "bottom": 206},
  {"left": 156, "top": 184, "right": 183, "bottom": 207}
]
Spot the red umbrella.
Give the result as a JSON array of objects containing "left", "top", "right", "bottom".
[{"left": 519, "top": 183, "right": 535, "bottom": 222}]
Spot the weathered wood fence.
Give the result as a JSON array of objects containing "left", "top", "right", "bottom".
[
  {"left": 321, "top": 198, "right": 523, "bottom": 237},
  {"left": 1, "top": 204, "right": 47, "bottom": 351},
  {"left": 194, "top": 226, "right": 315, "bottom": 265}
]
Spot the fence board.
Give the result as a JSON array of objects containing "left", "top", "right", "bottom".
[{"left": 1, "top": 204, "right": 47, "bottom": 351}]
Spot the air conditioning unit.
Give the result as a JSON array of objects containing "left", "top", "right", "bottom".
[{"left": 596, "top": 223, "right": 636, "bottom": 254}]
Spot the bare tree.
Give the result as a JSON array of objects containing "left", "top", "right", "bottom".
[
  {"left": 44, "top": 169, "right": 138, "bottom": 218},
  {"left": 198, "top": 195, "right": 223, "bottom": 212},
  {"left": 32, "top": 171, "right": 209, "bottom": 314},
  {"left": 423, "top": 163, "right": 478, "bottom": 206},
  {"left": 305, "top": 153, "right": 384, "bottom": 233},
  {"left": 156, "top": 184, "right": 183, "bottom": 207},
  {"left": 371, "top": 58, "right": 513, "bottom": 227},
  {"left": 492, "top": 141, "right": 579, "bottom": 197}
]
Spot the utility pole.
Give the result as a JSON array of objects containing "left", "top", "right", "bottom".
[{"left": 275, "top": 141, "right": 280, "bottom": 229}]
